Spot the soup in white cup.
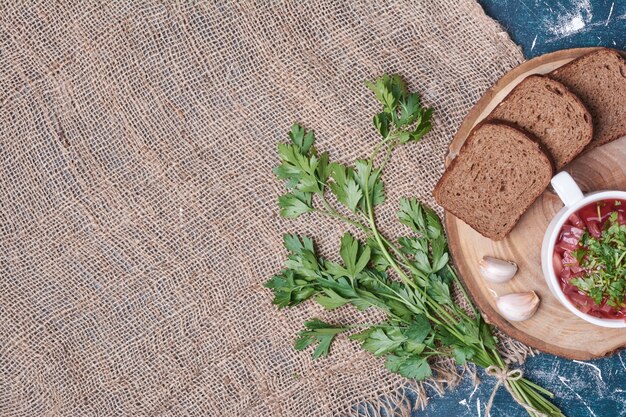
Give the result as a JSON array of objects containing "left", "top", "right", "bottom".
[{"left": 541, "top": 172, "right": 626, "bottom": 328}]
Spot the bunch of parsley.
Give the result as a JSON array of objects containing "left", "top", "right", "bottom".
[
  {"left": 572, "top": 211, "right": 626, "bottom": 309},
  {"left": 266, "top": 75, "right": 564, "bottom": 417}
]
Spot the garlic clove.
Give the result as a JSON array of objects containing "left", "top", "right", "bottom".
[
  {"left": 495, "top": 291, "right": 540, "bottom": 322},
  {"left": 479, "top": 256, "right": 518, "bottom": 283}
]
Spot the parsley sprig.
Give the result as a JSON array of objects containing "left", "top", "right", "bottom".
[
  {"left": 267, "top": 75, "right": 564, "bottom": 417},
  {"left": 572, "top": 211, "right": 626, "bottom": 308}
]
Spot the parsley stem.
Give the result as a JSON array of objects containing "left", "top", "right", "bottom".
[
  {"left": 516, "top": 381, "right": 556, "bottom": 414},
  {"left": 356, "top": 192, "right": 477, "bottom": 322},
  {"left": 363, "top": 148, "right": 419, "bottom": 293},
  {"left": 377, "top": 231, "right": 476, "bottom": 323},
  {"left": 380, "top": 235, "right": 408, "bottom": 260},
  {"left": 509, "top": 381, "right": 537, "bottom": 417},
  {"left": 316, "top": 209, "right": 370, "bottom": 233},
  {"left": 316, "top": 194, "right": 370, "bottom": 233},
  {"left": 362, "top": 140, "right": 471, "bottom": 342},
  {"left": 520, "top": 379, "right": 554, "bottom": 398},
  {"left": 362, "top": 146, "right": 433, "bottom": 313},
  {"left": 377, "top": 234, "right": 433, "bottom": 279},
  {"left": 378, "top": 139, "right": 396, "bottom": 173},
  {"left": 424, "top": 350, "right": 452, "bottom": 358},
  {"left": 341, "top": 322, "right": 397, "bottom": 329},
  {"left": 447, "top": 265, "right": 478, "bottom": 317},
  {"left": 492, "top": 348, "right": 506, "bottom": 368},
  {"left": 369, "top": 273, "right": 429, "bottom": 317}
]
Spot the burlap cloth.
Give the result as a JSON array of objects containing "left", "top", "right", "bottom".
[{"left": 0, "top": 1, "right": 529, "bottom": 415}]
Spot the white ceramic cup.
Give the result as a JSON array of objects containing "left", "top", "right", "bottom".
[{"left": 541, "top": 172, "right": 626, "bottom": 328}]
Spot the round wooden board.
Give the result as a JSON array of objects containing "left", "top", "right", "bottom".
[{"left": 445, "top": 47, "right": 626, "bottom": 360}]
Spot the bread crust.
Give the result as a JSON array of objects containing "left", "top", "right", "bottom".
[
  {"left": 486, "top": 74, "right": 593, "bottom": 169},
  {"left": 549, "top": 48, "right": 626, "bottom": 149},
  {"left": 434, "top": 121, "right": 553, "bottom": 240}
]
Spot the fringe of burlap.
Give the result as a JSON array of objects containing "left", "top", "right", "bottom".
[{"left": 0, "top": 1, "right": 527, "bottom": 415}]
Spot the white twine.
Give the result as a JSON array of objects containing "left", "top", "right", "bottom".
[{"left": 484, "top": 365, "right": 549, "bottom": 417}]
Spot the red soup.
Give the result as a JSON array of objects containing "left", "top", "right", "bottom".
[{"left": 553, "top": 199, "right": 626, "bottom": 320}]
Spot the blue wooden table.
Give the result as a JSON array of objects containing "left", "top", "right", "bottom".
[{"left": 407, "top": 1, "right": 626, "bottom": 416}]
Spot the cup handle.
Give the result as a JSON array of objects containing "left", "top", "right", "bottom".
[{"left": 551, "top": 172, "right": 584, "bottom": 207}]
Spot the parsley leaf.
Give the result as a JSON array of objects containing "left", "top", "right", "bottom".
[
  {"left": 278, "top": 191, "right": 314, "bottom": 218},
  {"left": 294, "top": 319, "right": 348, "bottom": 359},
  {"left": 453, "top": 346, "right": 476, "bottom": 366},
  {"left": 265, "top": 269, "right": 317, "bottom": 308},
  {"left": 427, "top": 274, "right": 452, "bottom": 305},
  {"left": 397, "top": 355, "right": 432, "bottom": 380},
  {"left": 315, "top": 288, "right": 350, "bottom": 310},
  {"left": 274, "top": 142, "right": 320, "bottom": 193},
  {"left": 329, "top": 163, "right": 362, "bottom": 212},
  {"left": 365, "top": 75, "right": 432, "bottom": 143},
  {"left": 283, "top": 234, "right": 315, "bottom": 254},
  {"left": 398, "top": 198, "right": 427, "bottom": 234},
  {"left": 288, "top": 123, "right": 315, "bottom": 154},
  {"left": 404, "top": 315, "right": 431, "bottom": 344},
  {"left": 354, "top": 160, "right": 385, "bottom": 209},
  {"left": 339, "top": 233, "right": 371, "bottom": 279},
  {"left": 357, "top": 327, "right": 405, "bottom": 356}
]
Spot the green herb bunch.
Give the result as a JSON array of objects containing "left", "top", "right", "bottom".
[
  {"left": 572, "top": 211, "right": 626, "bottom": 308},
  {"left": 266, "top": 75, "right": 564, "bottom": 417}
]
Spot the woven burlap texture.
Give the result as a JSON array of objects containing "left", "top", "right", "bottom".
[{"left": 0, "top": 1, "right": 527, "bottom": 416}]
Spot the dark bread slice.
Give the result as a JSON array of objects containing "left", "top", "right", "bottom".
[
  {"left": 487, "top": 74, "right": 592, "bottom": 169},
  {"left": 549, "top": 48, "right": 626, "bottom": 149},
  {"left": 434, "top": 122, "right": 553, "bottom": 240}
]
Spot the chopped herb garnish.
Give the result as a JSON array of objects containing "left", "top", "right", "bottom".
[{"left": 571, "top": 208, "right": 626, "bottom": 308}]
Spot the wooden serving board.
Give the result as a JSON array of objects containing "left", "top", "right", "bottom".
[{"left": 445, "top": 47, "right": 626, "bottom": 360}]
